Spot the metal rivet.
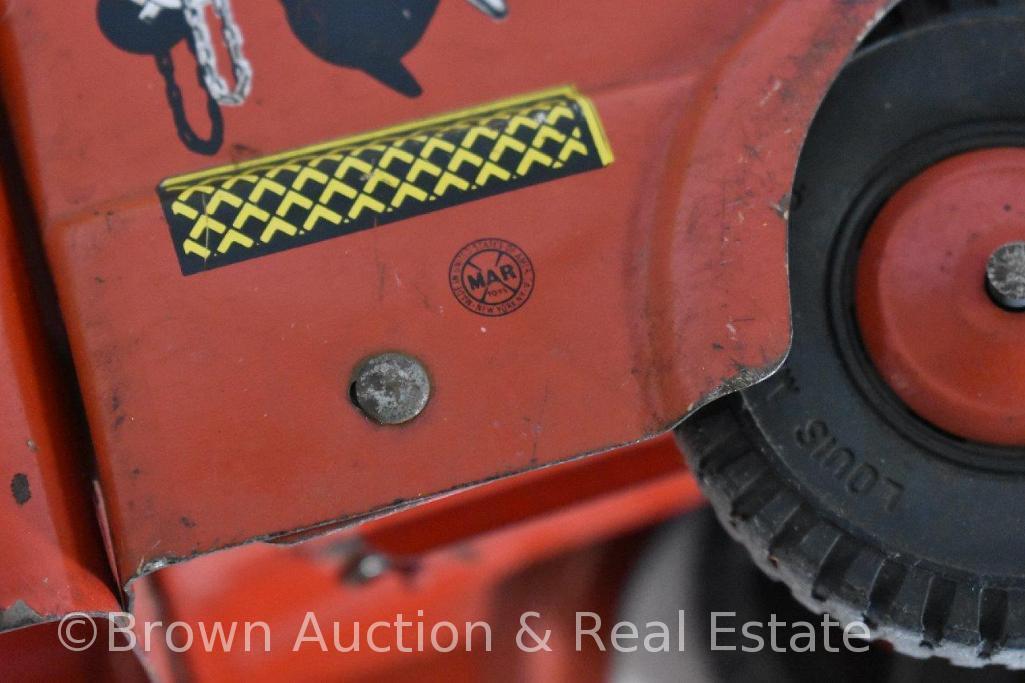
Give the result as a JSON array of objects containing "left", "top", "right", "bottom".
[
  {"left": 986, "top": 241, "right": 1025, "bottom": 311},
  {"left": 344, "top": 553, "right": 390, "bottom": 585},
  {"left": 351, "top": 353, "right": 431, "bottom": 425}
]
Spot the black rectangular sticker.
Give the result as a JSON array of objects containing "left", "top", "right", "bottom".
[{"left": 158, "top": 86, "right": 614, "bottom": 275}]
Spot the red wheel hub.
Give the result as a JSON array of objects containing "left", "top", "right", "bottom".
[{"left": 856, "top": 148, "right": 1025, "bottom": 447}]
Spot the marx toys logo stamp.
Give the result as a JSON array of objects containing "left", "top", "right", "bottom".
[{"left": 449, "top": 238, "right": 535, "bottom": 317}]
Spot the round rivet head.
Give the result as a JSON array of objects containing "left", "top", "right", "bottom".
[
  {"left": 986, "top": 241, "right": 1025, "bottom": 311},
  {"left": 351, "top": 353, "right": 430, "bottom": 425}
]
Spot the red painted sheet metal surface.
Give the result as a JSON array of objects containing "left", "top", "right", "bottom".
[
  {"left": 0, "top": 433, "right": 697, "bottom": 681},
  {"left": 129, "top": 438, "right": 702, "bottom": 681},
  {"left": 0, "top": 176, "right": 118, "bottom": 632},
  {"left": 0, "top": 0, "right": 889, "bottom": 587},
  {"left": 0, "top": 619, "right": 147, "bottom": 682}
]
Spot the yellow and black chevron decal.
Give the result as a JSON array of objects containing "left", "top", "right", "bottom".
[{"left": 158, "top": 86, "right": 613, "bottom": 275}]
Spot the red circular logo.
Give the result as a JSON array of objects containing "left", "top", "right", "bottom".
[{"left": 449, "top": 238, "right": 535, "bottom": 316}]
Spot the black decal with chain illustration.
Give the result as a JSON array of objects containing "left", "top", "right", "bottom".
[
  {"left": 96, "top": 0, "right": 252, "bottom": 155},
  {"left": 98, "top": 0, "right": 508, "bottom": 152}
]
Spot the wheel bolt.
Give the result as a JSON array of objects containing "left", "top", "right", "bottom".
[{"left": 986, "top": 241, "right": 1025, "bottom": 311}]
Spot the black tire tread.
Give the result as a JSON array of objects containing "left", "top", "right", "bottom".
[{"left": 678, "top": 395, "right": 1023, "bottom": 668}]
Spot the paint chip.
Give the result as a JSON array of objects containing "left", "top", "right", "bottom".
[{"left": 10, "top": 474, "right": 30, "bottom": 506}]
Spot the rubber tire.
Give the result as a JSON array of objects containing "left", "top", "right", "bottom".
[{"left": 678, "top": 10, "right": 1025, "bottom": 669}]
